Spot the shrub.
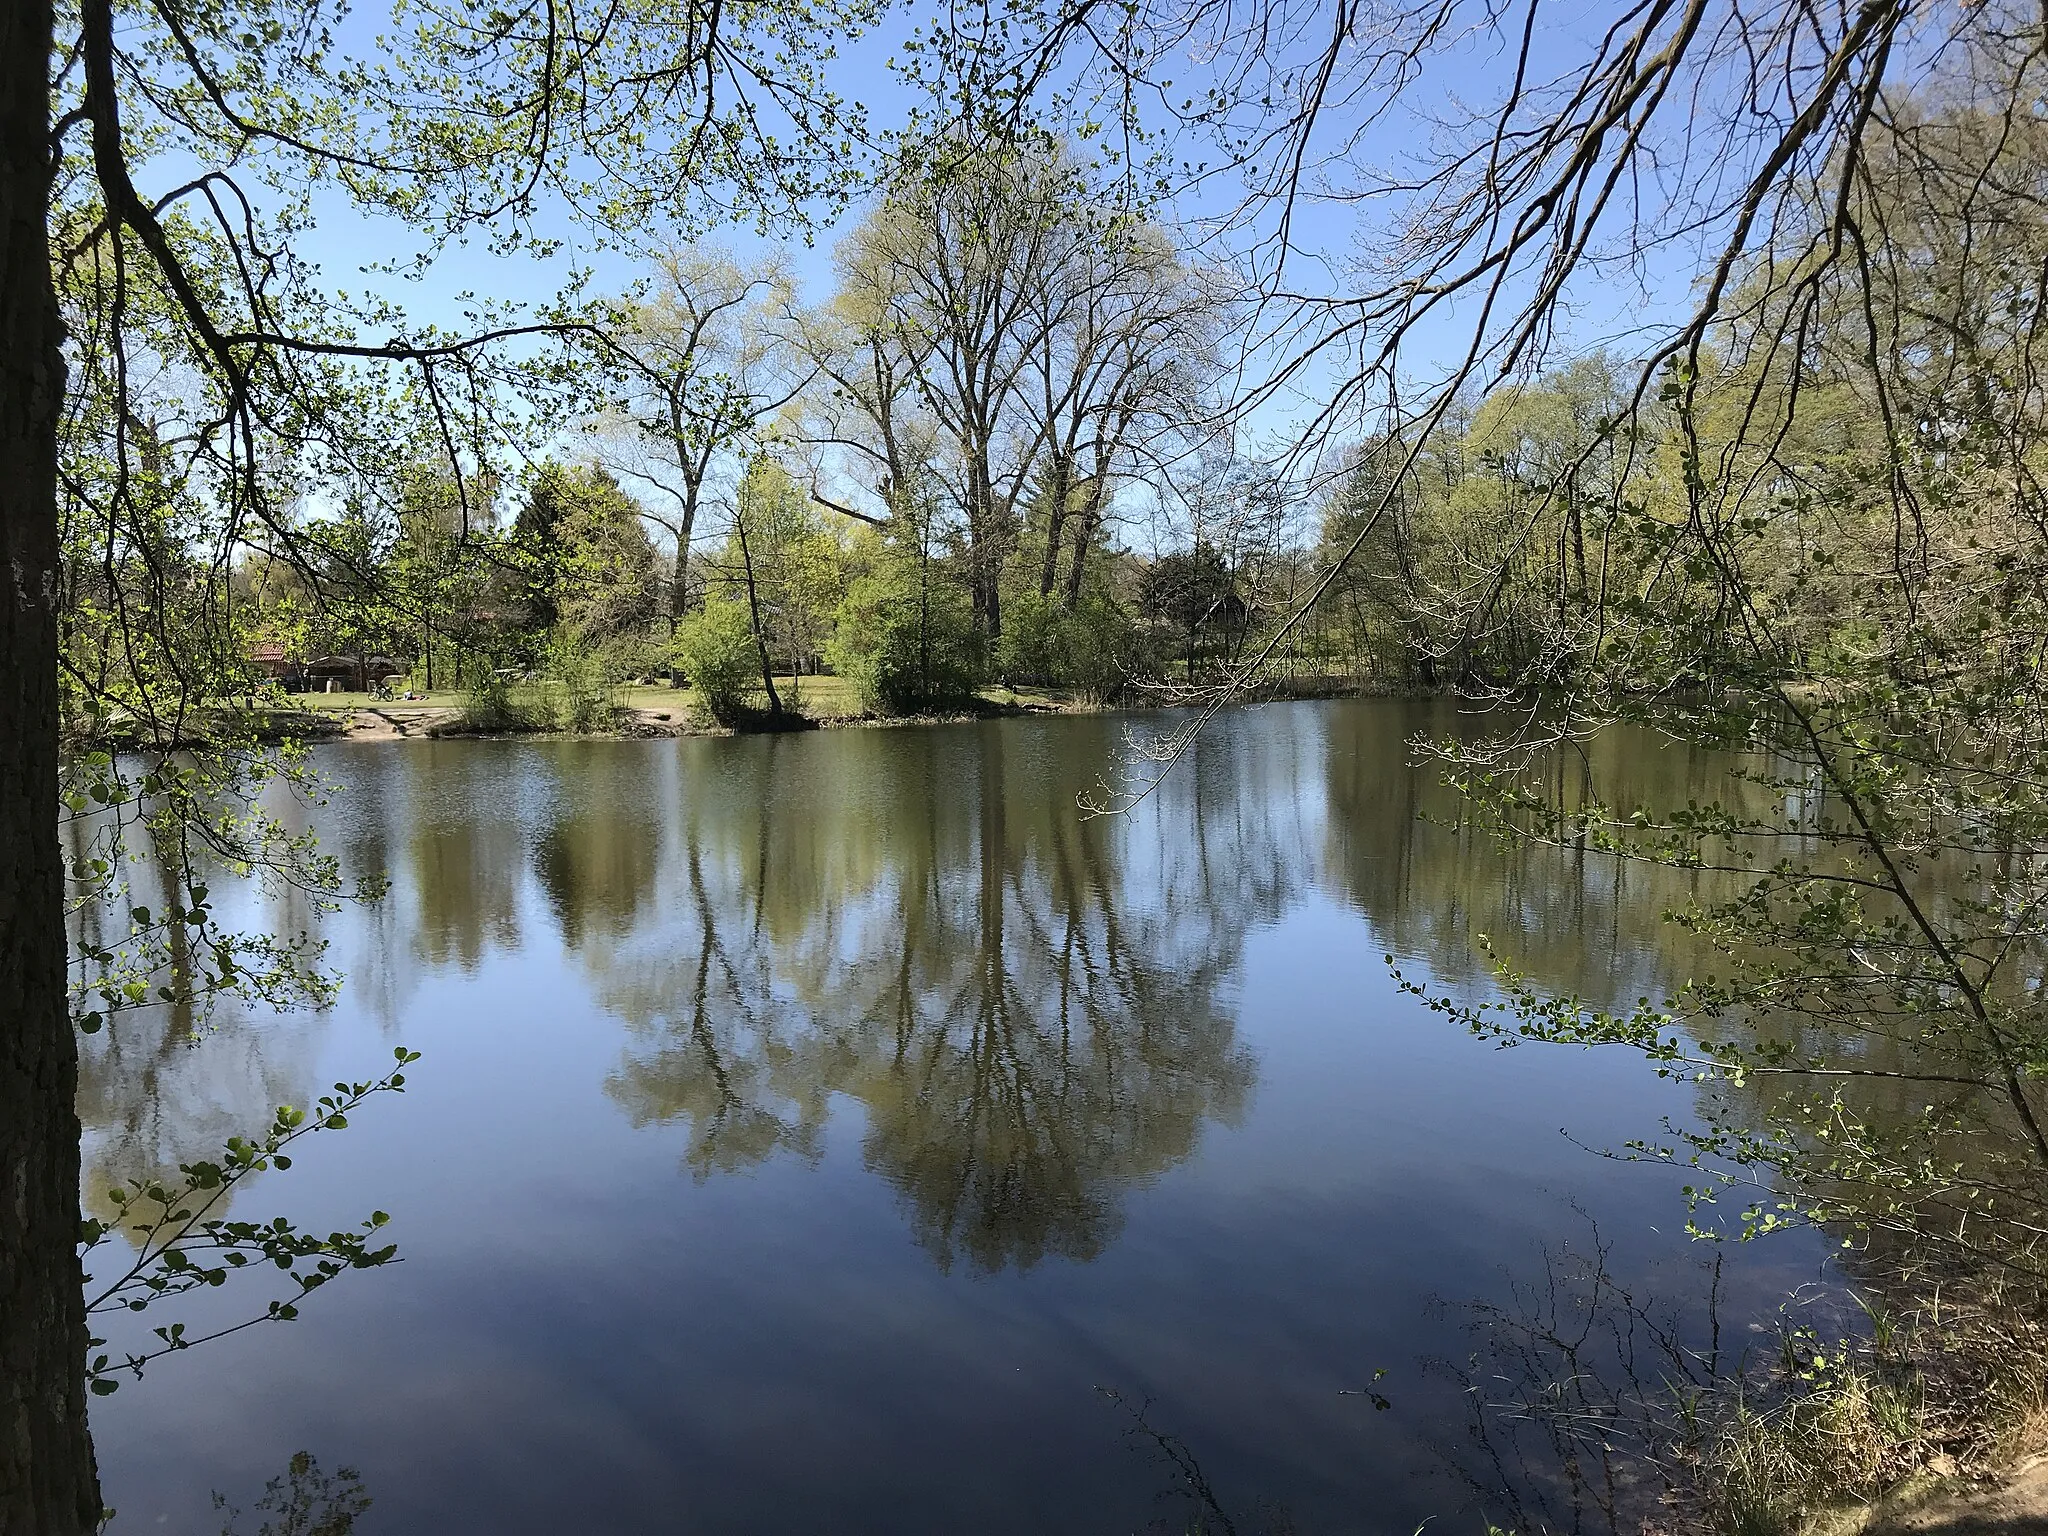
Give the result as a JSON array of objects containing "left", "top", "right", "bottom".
[
  {"left": 996, "top": 590, "right": 1065, "bottom": 684},
  {"left": 1057, "top": 594, "right": 1142, "bottom": 702},
  {"left": 458, "top": 669, "right": 545, "bottom": 732},
  {"left": 996, "top": 587, "right": 1140, "bottom": 701},
  {"left": 829, "top": 574, "right": 982, "bottom": 715},
  {"left": 543, "top": 636, "right": 617, "bottom": 732},
  {"left": 672, "top": 600, "right": 761, "bottom": 725}
]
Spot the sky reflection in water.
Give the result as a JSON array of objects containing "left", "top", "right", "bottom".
[{"left": 82, "top": 700, "right": 1827, "bottom": 1534}]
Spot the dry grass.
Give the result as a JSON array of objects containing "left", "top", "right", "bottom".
[{"left": 1682, "top": 1264, "right": 2048, "bottom": 1536}]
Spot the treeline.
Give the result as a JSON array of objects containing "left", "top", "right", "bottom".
[
  {"left": 50, "top": 129, "right": 1781, "bottom": 734},
  {"left": 61, "top": 102, "right": 2048, "bottom": 737},
  {"left": 60, "top": 136, "right": 1320, "bottom": 731},
  {"left": 207, "top": 304, "right": 1964, "bottom": 730},
  {"left": 216, "top": 449, "right": 1316, "bottom": 724}
]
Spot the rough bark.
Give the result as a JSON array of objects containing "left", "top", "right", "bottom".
[
  {"left": 1, "top": 0, "right": 102, "bottom": 1518},
  {"left": 671, "top": 481, "right": 698, "bottom": 617},
  {"left": 1036, "top": 458, "right": 1071, "bottom": 600}
]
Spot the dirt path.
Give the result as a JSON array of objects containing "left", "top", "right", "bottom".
[
  {"left": 339, "top": 707, "right": 458, "bottom": 740},
  {"left": 1867, "top": 1459, "right": 2048, "bottom": 1535}
]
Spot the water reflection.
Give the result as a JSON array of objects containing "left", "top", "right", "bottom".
[
  {"left": 212, "top": 1451, "right": 370, "bottom": 1536},
  {"left": 78, "top": 701, "right": 1847, "bottom": 1534},
  {"left": 1321, "top": 699, "right": 1767, "bottom": 1000},
  {"left": 80, "top": 703, "right": 1807, "bottom": 1269},
  {"left": 581, "top": 720, "right": 1268, "bottom": 1272},
  {"left": 73, "top": 793, "right": 340, "bottom": 1240}
]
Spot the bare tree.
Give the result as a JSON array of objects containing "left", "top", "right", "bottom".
[
  {"left": 592, "top": 249, "right": 802, "bottom": 680},
  {"left": 782, "top": 244, "right": 939, "bottom": 530},
  {"left": 831, "top": 140, "right": 1083, "bottom": 636},
  {"left": 798, "top": 135, "right": 1222, "bottom": 630},
  {"left": 1022, "top": 218, "right": 1223, "bottom": 606}
]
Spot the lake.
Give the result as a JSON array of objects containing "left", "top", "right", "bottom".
[{"left": 80, "top": 699, "right": 1830, "bottom": 1533}]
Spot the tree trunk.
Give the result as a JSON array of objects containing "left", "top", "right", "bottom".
[
  {"left": 1037, "top": 460, "right": 1071, "bottom": 600},
  {"left": 666, "top": 484, "right": 698, "bottom": 689},
  {"left": 968, "top": 461, "right": 993, "bottom": 639},
  {"left": 1062, "top": 463, "right": 1112, "bottom": 610},
  {"left": 1, "top": 0, "right": 103, "bottom": 1516},
  {"left": 732, "top": 511, "right": 781, "bottom": 718}
]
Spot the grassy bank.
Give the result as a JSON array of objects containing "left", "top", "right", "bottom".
[
  {"left": 280, "top": 672, "right": 1378, "bottom": 742},
  {"left": 1693, "top": 1270, "right": 2048, "bottom": 1536}
]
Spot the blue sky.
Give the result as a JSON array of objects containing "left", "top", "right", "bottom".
[
  {"left": 281, "top": 0, "right": 1701, "bottom": 370},
  {"left": 168, "top": 0, "right": 1718, "bottom": 547}
]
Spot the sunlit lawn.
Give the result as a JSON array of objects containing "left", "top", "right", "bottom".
[
  {"left": 292, "top": 676, "right": 1080, "bottom": 727},
  {"left": 298, "top": 689, "right": 466, "bottom": 715}
]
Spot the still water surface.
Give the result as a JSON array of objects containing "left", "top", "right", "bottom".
[{"left": 82, "top": 700, "right": 1826, "bottom": 1533}]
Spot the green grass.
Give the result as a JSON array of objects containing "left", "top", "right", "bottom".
[{"left": 294, "top": 676, "right": 1090, "bottom": 730}]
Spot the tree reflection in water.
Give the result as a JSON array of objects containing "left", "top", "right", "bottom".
[
  {"left": 75, "top": 704, "right": 1858, "bottom": 1280},
  {"left": 72, "top": 703, "right": 1887, "bottom": 1530},
  {"left": 76, "top": 705, "right": 1885, "bottom": 1287},
  {"left": 585, "top": 718, "right": 1272, "bottom": 1272},
  {"left": 213, "top": 1451, "right": 370, "bottom": 1536}
]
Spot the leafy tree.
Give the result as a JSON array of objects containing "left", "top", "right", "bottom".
[
  {"left": 1137, "top": 546, "right": 1243, "bottom": 681},
  {"left": 595, "top": 249, "right": 798, "bottom": 676},
  {"left": 4, "top": 0, "right": 880, "bottom": 1517},
  {"left": 829, "top": 524, "right": 984, "bottom": 715},
  {"left": 551, "top": 469, "right": 661, "bottom": 652},
  {"left": 514, "top": 462, "right": 660, "bottom": 657},
  {"left": 671, "top": 599, "right": 762, "bottom": 725},
  {"left": 386, "top": 463, "right": 499, "bottom": 691},
  {"left": 997, "top": 582, "right": 1141, "bottom": 698},
  {"left": 710, "top": 456, "right": 844, "bottom": 680},
  {"left": 814, "top": 136, "right": 1218, "bottom": 639}
]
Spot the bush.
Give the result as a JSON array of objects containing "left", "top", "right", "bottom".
[
  {"left": 996, "top": 587, "right": 1140, "bottom": 701},
  {"left": 996, "top": 590, "right": 1064, "bottom": 684},
  {"left": 829, "top": 574, "right": 983, "bottom": 715},
  {"left": 543, "top": 636, "right": 617, "bottom": 732},
  {"left": 1060, "top": 596, "right": 1143, "bottom": 702},
  {"left": 672, "top": 600, "right": 761, "bottom": 725},
  {"left": 458, "top": 669, "right": 545, "bottom": 732}
]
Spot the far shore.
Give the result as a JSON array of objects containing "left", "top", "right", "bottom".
[
  {"left": 329, "top": 677, "right": 1076, "bottom": 742},
  {"left": 264, "top": 673, "right": 1383, "bottom": 745},
  {"left": 70, "top": 673, "right": 1388, "bottom": 751}
]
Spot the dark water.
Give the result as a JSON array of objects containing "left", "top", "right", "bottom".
[{"left": 81, "top": 699, "right": 1827, "bottom": 1534}]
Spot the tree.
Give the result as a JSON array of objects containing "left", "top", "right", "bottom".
[
  {"left": 1016, "top": 220, "right": 1218, "bottom": 609},
  {"left": 4, "top": 0, "right": 877, "bottom": 1519},
  {"left": 596, "top": 249, "right": 800, "bottom": 680},
  {"left": 714, "top": 456, "right": 844, "bottom": 685},
  {"left": 671, "top": 599, "right": 762, "bottom": 725},
  {"left": 2, "top": 0, "right": 95, "bottom": 1512},
  {"left": 828, "top": 514, "right": 985, "bottom": 715},
  {"left": 820, "top": 136, "right": 1215, "bottom": 641},
  {"left": 1309, "top": 359, "right": 1639, "bottom": 687},
  {"left": 523, "top": 463, "right": 660, "bottom": 651},
  {"left": 1138, "top": 546, "right": 1242, "bottom": 681},
  {"left": 387, "top": 462, "right": 502, "bottom": 691}
]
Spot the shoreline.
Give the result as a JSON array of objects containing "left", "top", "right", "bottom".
[
  {"left": 79, "top": 675, "right": 1393, "bottom": 749},
  {"left": 356, "top": 674, "right": 1383, "bottom": 743}
]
